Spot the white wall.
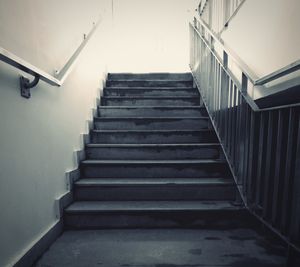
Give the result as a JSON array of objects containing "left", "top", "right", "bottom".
[
  {"left": 0, "top": 1, "right": 112, "bottom": 266},
  {"left": 0, "top": 1, "right": 199, "bottom": 265},
  {"left": 109, "top": 0, "right": 199, "bottom": 72},
  {"left": 221, "top": 0, "right": 300, "bottom": 78}
]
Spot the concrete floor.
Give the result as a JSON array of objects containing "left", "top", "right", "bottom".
[{"left": 34, "top": 228, "right": 286, "bottom": 267}]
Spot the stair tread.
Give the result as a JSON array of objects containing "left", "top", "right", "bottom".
[
  {"left": 107, "top": 79, "right": 193, "bottom": 82},
  {"left": 86, "top": 143, "right": 220, "bottom": 148},
  {"left": 66, "top": 200, "right": 241, "bottom": 212},
  {"left": 94, "top": 116, "right": 208, "bottom": 119},
  {"left": 105, "top": 87, "right": 196, "bottom": 90},
  {"left": 98, "top": 106, "right": 204, "bottom": 109},
  {"left": 103, "top": 97, "right": 199, "bottom": 100},
  {"left": 82, "top": 159, "right": 225, "bottom": 164},
  {"left": 75, "top": 177, "right": 234, "bottom": 186},
  {"left": 92, "top": 129, "right": 213, "bottom": 133}
]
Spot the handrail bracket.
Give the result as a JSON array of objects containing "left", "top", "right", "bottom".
[{"left": 20, "top": 74, "right": 40, "bottom": 99}]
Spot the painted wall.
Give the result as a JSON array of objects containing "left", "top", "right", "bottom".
[
  {"left": 108, "top": 0, "right": 199, "bottom": 72},
  {"left": 0, "top": 1, "right": 112, "bottom": 266},
  {"left": 0, "top": 1, "right": 201, "bottom": 265},
  {"left": 221, "top": 0, "right": 300, "bottom": 79}
]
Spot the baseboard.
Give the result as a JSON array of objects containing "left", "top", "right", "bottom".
[{"left": 13, "top": 220, "right": 63, "bottom": 267}]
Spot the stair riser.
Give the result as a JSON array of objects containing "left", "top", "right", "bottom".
[
  {"left": 64, "top": 210, "right": 247, "bottom": 229},
  {"left": 94, "top": 118, "right": 210, "bottom": 130},
  {"left": 104, "top": 88, "right": 199, "bottom": 97},
  {"left": 106, "top": 80, "right": 193, "bottom": 87},
  {"left": 74, "top": 185, "right": 236, "bottom": 201},
  {"left": 101, "top": 98, "right": 200, "bottom": 106},
  {"left": 81, "top": 163, "right": 231, "bottom": 178},
  {"left": 98, "top": 107, "right": 207, "bottom": 117},
  {"left": 86, "top": 146, "right": 221, "bottom": 160},
  {"left": 108, "top": 73, "right": 193, "bottom": 81},
  {"left": 91, "top": 131, "right": 218, "bottom": 144}
]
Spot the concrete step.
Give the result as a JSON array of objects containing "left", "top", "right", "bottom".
[
  {"left": 85, "top": 143, "right": 222, "bottom": 160},
  {"left": 93, "top": 117, "right": 210, "bottom": 130},
  {"left": 103, "top": 87, "right": 199, "bottom": 97},
  {"left": 64, "top": 200, "right": 245, "bottom": 229},
  {"left": 97, "top": 106, "right": 207, "bottom": 117},
  {"left": 108, "top": 73, "right": 193, "bottom": 81},
  {"left": 106, "top": 80, "right": 193, "bottom": 88},
  {"left": 80, "top": 159, "right": 231, "bottom": 178},
  {"left": 74, "top": 178, "right": 236, "bottom": 201},
  {"left": 101, "top": 96, "right": 200, "bottom": 106},
  {"left": 90, "top": 129, "right": 218, "bottom": 144}
]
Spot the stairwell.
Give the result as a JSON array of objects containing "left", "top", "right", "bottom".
[
  {"left": 64, "top": 73, "right": 245, "bottom": 228},
  {"left": 34, "top": 73, "right": 288, "bottom": 267}
]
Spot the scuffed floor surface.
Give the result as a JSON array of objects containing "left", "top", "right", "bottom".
[{"left": 34, "top": 228, "right": 286, "bottom": 267}]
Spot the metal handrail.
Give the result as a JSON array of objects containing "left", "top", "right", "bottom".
[
  {"left": 255, "top": 59, "right": 300, "bottom": 86},
  {"left": 0, "top": 17, "right": 101, "bottom": 98},
  {"left": 190, "top": 20, "right": 300, "bottom": 256},
  {"left": 194, "top": 17, "right": 258, "bottom": 84},
  {"left": 198, "top": 0, "right": 208, "bottom": 15},
  {"left": 194, "top": 17, "right": 300, "bottom": 89}
]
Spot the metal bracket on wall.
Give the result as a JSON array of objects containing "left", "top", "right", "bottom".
[{"left": 20, "top": 74, "right": 40, "bottom": 99}]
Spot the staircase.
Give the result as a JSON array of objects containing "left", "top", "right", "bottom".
[{"left": 64, "top": 73, "right": 245, "bottom": 229}]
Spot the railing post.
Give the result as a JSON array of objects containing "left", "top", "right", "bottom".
[
  {"left": 223, "top": 51, "right": 228, "bottom": 69},
  {"left": 241, "top": 72, "right": 248, "bottom": 94},
  {"left": 193, "top": 17, "right": 197, "bottom": 28}
]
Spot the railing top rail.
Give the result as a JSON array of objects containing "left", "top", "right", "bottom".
[
  {"left": 190, "top": 21, "right": 300, "bottom": 112},
  {"left": 255, "top": 59, "right": 300, "bottom": 85},
  {"left": 0, "top": 16, "right": 101, "bottom": 97},
  {"left": 193, "top": 17, "right": 259, "bottom": 84},
  {"left": 198, "top": 0, "right": 208, "bottom": 15},
  {"left": 190, "top": 22, "right": 260, "bottom": 111},
  {"left": 194, "top": 17, "right": 300, "bottom": 87}
]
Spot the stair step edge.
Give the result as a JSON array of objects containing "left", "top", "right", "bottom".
[
  {"left": 86, "top": 143, "right": 220, "bottom": 148},
  {"left": 75, "top": 178, "right": 235, "bottom": 186},
  {"left": 81, "top": 159, "right": 227, "bottom": 164},
  {"left": 65, "top": 201, "right": 243, "bottom": 213}
]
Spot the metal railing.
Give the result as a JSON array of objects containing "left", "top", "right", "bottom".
[
  {"left": 0, "top": 17, "right": 101, "bottom": 98},
  {"left": 190, "top": 17, "right": 300, "bottom": 254},
  {"left": 199, "top": 0, "right": 245, "bottom": 34}
]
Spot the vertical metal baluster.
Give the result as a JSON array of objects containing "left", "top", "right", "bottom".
[
  {"left": 281, "top": 108, "right": 297, "bottom": 234},
  {"left": 235, "top": 92, "right": 242, "bottom": 181},
  {"left": 272, "top": 110, "right": 288, "bottom": 226},
  {"left": 231, "top": 85, "right": 237, "bottom": 164},
  {"left": 246, "top": 109, "right": 260, "bottom": 204},
  {"left": 227, "top": 79, "right": 233, "bottom": 156},
  {"left": 262, "top": 111, "right": 278, "bottom": 220},
  {"left": 254, "top": 112, "right": 266, "bottom": 212},
  {"left": 289, "top": 110, "right": 300, "bottom": 244}
]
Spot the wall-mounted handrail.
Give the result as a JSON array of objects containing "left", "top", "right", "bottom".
[
  {"left": 0, "top": 47, "right": 61, "bottom": 86},
  {"left": 255, "top": 59, "right": 300, "bottom": 86},
  {"left": 0, "top": 17, "right": 101, "bottom": 98}
]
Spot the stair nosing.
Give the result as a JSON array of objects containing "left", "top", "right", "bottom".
[
  {"left": 91, "top": 129, "right": 214, "bottom": 133},
  {"left": 65, "top": 200, "right": 243, "bottom": 213},
  {"left": 81, "top": 159, "right": 226, "bottom": 164},
  {"left": 104, "top": 87, "right": 196, "bottom": 90},
  {"left": 102, "top": 96, "right": 199, "bottom": 99},
  {"left": 86, "top": 143, "right": 220, "bottom": 148},
  {"left": 75, "top": 178, "right": 235, "bottom": 187},
  {"left": 98, "top": 106, "right": 205, "bottom": 109},
  {"left": 107, "top": 79, "right": 193, "bottom": 82},
  {"left": 94, "top": 116, "right": 209, "bottom": 120}
]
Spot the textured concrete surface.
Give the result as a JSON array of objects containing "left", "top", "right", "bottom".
[{"left": 34, "top": 228, "right": 286, "bottom": 267}]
